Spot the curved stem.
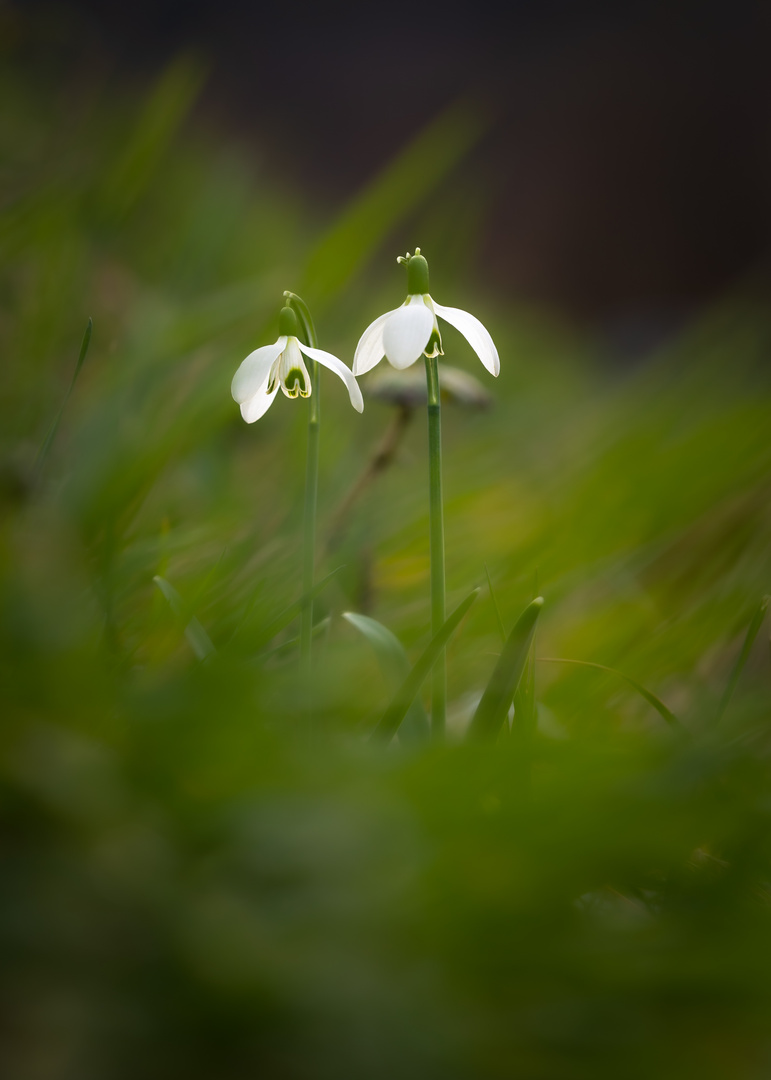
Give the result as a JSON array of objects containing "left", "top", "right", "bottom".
[{"left": 424, "top": 353, "right": 446, "bottom": 738}]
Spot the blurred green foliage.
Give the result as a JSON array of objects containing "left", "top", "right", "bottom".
[{"left": 2, "top": 50, "right": 771, "bottom": 1080}]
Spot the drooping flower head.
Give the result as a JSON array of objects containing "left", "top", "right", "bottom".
[
  {"left": 232, "top": 304, "right": 363, "bottom": 423},
  {"left": 353, "top": 249, "right": 499, "bottom": 378}
]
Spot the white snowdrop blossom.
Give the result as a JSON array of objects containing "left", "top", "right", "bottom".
[
  {"left": 353, "top": 249, "right": 499, "bottom": 378},
  {"left": 232, "top": 306, "right": 363, "bottom": 423}
]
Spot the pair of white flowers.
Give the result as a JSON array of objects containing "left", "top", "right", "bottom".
[{"left": 231, "top": 250, "right": 499, "bottom": 422}]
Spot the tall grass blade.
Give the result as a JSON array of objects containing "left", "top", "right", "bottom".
[
  {"left": 100, "top": 55, "right": 206, "bottom": 220},
  {"left": 513, "top": 574, "right": 541, "bottom": 744},
  {"left": 467, "top": 597, "right": 544, "bottom": 742},
  {"left": 369, "top": 589, "right": 479, "bottom": 745},
  {"left": 34, "top": 318, "right": 92, "bottom": 480},
  {"left": 302, "top": 101, "right": 490, "bottom": 303},
  {"left": 538, "top": 658, "right": 681, "bottom": 729},
  {"left": 484, "top": 564, "right": 507, "bottom": 645},
  {"left": 512, "top": 643, "right": 536, "bottom": 744},
  {"left": 343, "top": 613, "right": 430, "bottom": 743},
  {"left": 153, "top": 574, "right": 215, "bottom": 661},
  {"left": 715, "top": 596, "right": 770, "bottom": 723}
]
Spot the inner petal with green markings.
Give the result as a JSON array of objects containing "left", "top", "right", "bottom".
[{"left": 268, "top": 337, "right": 312, "bottom": 399}]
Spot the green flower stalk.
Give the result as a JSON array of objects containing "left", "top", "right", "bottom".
[
  {"left": 353, "top": 250, "right": 499, "bottom": 737},
  {"left": 231, "top": 297, "right": 363, "bottom": 683}
]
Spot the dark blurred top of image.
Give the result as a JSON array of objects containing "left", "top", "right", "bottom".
[{"left": 10, "top": 0, "right": 771, "bottom": 349}]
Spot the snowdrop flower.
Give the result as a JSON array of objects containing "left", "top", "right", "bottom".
[
  {"left": 232, "top": 305, "right": 363, "bottom": 423},
  {"left": 353, "top": 249, "right": 499, "bottom": 378}
]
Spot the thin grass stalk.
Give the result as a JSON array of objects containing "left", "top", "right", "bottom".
[{"left": 424, "top": 353, "right": 446, "bottom": 737}]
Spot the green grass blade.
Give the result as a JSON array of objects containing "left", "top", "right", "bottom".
[
  {"left": 99, "top": 55, "right": 206, "bottom": 220},
  {"left": 468, "top": 597, "right": 544, "bottom": 742},
  {"left": 153, "top": 574, "right": 215, "bottom": 662},
  {"left": 538, "top": 658, "right": 681, "bottom": 729},
  {"left": 259, "top": 566, "right": 345, "bottom": 647},
  {"left": 484, "top": 564, "right": 507, "bottom": 645},
  {"left": 369, "top": 589, "right": 479, "bottom": 745},
  {"left": 260, "top": 617, "right": 331, "bottom": 661},
  {"left": 35, "top": 318, "right": 93, "bottom": 479},
  {"left": 512, "top": 643, "right": 536, "bottom": 744},
  {"left": 302, "top": 101, "right": 490, "bottom": 303},
  {"left": 343, "top": 613, "right": 430, "bottom": 743},
  {"left": 715, "top": 596, "right": 770, "bottom": 723},
  {"left": 514, "top": 576, "right": 541, "bottom": 743}
]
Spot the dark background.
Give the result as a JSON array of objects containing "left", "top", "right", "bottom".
[{"left": 12, "top": 0, "right": 771, "bottom": 345}]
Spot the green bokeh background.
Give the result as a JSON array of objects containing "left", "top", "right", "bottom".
[{"left": 2, "top": 52, "right": 771, "bottom": 1079}]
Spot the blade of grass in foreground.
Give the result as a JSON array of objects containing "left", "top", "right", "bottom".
[
  {"left": 260, "top": 617, "right": 331, "bottom": 661},
  {"left": 485, "top": 567, "right": 538, "bottom": 743},
  {"left": 153, "top": 574, "right": 216, "bottom": 661},
  {"left": 467, "top": 597, "right": 544, "bottom": 742},
  {"left": 343, "top": 613, "right": 430, "bottom": 744},
  {"left": 369, "top": 589, "right": 479, "bottom": 745},
  {"left": 715, "top": 595, "right": 770, "bottom": 723},
  {"left": 258, "top": 566, "right": 345, "bottom": 648},
  {"left": 34, "top": 318, "right": 92, "bottom": 481},
  {"left": 538, "top": 658, "right": 681, "bottom": 730}
]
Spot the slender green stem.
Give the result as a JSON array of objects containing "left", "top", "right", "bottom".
[
  {"left": 425, "top": 353, "right": 446, "bottom": 737},
  {"left": 285, "top": 292, "right": 320, "bottom": 680},
  {"left": 301, "top": 361, "right": 320, "bottom": 673}
]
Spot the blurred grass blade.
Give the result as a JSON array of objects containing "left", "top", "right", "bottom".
[
  {"left": 514, "top": 573, "right": 541, "bottom": 743},
  {"left": 343, "top": 613, "right": 429, "bottom": 744},
  {"left": 538, "top": 658, "right": 681, "bottom": 729},
  {"left": 485, "top": 568, "right": 537, "bottom": 745},
  {"left": 369, "top": 589, "right": 479, "bottom": 745},
  {"left": 715, "top": 596, "right": 770, "bottom": 723},
  {"left": 34, "top": 318, "right": 92, "bottom": 480},
  {"left": 260, "top": 617, "right": 331, "bottom": 661},
  {"left": 153, "top": 574, "right": 215, "bottom": 662},
  {"left": 100, "top": 54, "right": 207, "bottom": 220},
  {"left": 259, "top": 566, "right": 345, "bottom": 646},
  {"left": 485, "top": 565, "right": 507, "bottom": 645},
  {"left": 513, "top": 642, "right": 536, "bottom": 744},
  {"left": 302, "top": 100, "right": 491, "bottom": 303},
  {"left": 468, "top": 598, "right": 544, "bottom": 742}
]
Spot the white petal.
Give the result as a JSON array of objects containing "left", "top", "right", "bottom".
[
  {"left": 240, "top": 377, "right": 280, "bottom": 423},
  {"left": 382, "top": 298, "right": 433, "bottom": 370},
  {"left": 298, "top": 342, "right": 364, "bottom": 413},
  {"left": 432, "top": 302, "right": 499, "bottom": 376},
  {"left": 353, "top": 309, "right": 396, "bottom": 376},
  {"left": 231, "top": 337, "right": 287, "bottom": 403}
]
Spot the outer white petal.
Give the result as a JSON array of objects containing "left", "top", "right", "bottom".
[
  {"left": 298, "top": 342, "right": 364, "bottom": 413},
  {"left": 231, "top": 337, "right": 287, "bottom": 403},
  {"left": 382, "top": 298, "right": 433, "bottom": 370},
  {"left": 240, "top": 375, "right": 280, "bottom": 423},
  {"left": 353, "top": 309, "right": 397, "bottom": 376},
  {"left": 431, "top": 302, "right": 499, "bottom": 376}
]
